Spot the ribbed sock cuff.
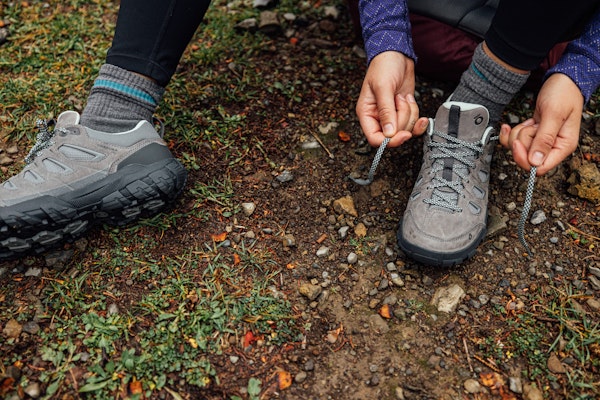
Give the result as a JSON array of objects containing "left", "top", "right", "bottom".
[
  {"left": 451, "top": 44, "right": 530, "bottom": 124},
  {"left": 80, "top": 64, "right": 165, "bottom": 133}
]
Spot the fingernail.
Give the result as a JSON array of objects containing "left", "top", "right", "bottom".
[
  {"left": 522, "top": 118, "right": 535, "bottom": 126},
  {"left": 406, "top": 94, "right": 416, "bottom": 103},
  {"left": 383, "top": 123, "right": 394, "bottom": 137},
  {"left": 531, "top": 151, "right": 544, "bottom": 166}
]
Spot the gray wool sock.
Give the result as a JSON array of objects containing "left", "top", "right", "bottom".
[
  {"left": 80, "top": 64, "right": 165, "bottom": 133},
  {"left": 451, "top": 43, "right": 530, "bottom": 125}
]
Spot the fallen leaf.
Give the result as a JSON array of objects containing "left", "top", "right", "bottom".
[
  {"left": 338, "top": 131, "right": 351, "bottom": 142},
  {"left": 129, "top": 380, "right": 143, "bottom": 395},
  {"left": 233, "top": 253, "right": 241, "bottom": 265},
  {"left": 0, "top": 377, "right": 15, "bottom": 396},
  {"left": 275, "top": 370, "right": 292, "bottom": 390},
  {"left": 286, "top": 263, "right": 295, "bottom": 269},
  {"left": 378, "top": 304, "right": 392, "bottom": 319},
  {"left": 211, "top": 232, "right": 227, "bottom": 242},
  {"left": 480, "top": 371, "right": 505, "bottom": 389},
  {"left": 243, "top": 331, "right": 257, "bottom": 348}
]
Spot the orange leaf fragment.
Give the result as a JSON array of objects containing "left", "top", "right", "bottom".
[
  {"left": 233, "top": 253, "right": 241, "bottom": 265},
  {"left": 289, "top": 37, "right": 299, "bottom": 45},
  {"left": 379, "top": 304, "right": 392, "bottom": 319},
  {"left": 129, "top": 380, "right": 143, "bottom": 395},
  {"left": 276, "top": 370, "right": 292, "bottom": 390},
  {"left": 286, "top": 263, "right": 295, "bottom": 269},
  {"left": 243, "top": 331, "right": 257, "bottom": 348},
  {"left": 338, "top": 131, "right": 351, "bottom": 142},
  {"left": 211, "top": 232, "right": 227, "bottom": 242}
]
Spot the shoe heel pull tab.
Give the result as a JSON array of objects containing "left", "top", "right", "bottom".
[
  {"left": 152, "top": 117, "right": 165, "bottom": 138},
  {"left": 56, "top": 110, "right": 80, "bottom": 127}
]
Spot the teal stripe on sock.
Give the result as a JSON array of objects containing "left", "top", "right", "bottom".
[
  {"left": 470, "top": 64, "right": 489, "bottom": 82},
  {"left": 94, "top": 79, "right": 157, "bottom": 105}
]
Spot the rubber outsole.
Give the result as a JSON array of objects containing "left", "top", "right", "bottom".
[
  {"left": 0, "top": 158, "right": 187, "bottom": 260},
  {"left": 396, "top": 219, "right": 486, "bottom": 268}
]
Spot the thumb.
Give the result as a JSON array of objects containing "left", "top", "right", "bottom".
[{"left": 528, "top": 118, "right": 560, "bottom": 167}]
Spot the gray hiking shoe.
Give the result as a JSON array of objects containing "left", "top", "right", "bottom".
[
  {"left": 0, "top": 111, "right": 187, "bottom": 260},
  {"left": 397, "top": 101, "right": 496, "bottom": 267}
]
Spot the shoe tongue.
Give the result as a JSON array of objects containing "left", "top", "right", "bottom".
[
  {"left": 434, "top": 101, "right": 489, "bottom": 143},
  {"left": 56, "top": 111, "right": 81, "bottom": 128},
  {"left": 432, "top": 101, "right": 489, "bottom": 184}
]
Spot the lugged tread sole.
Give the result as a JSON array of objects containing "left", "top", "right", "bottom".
[
  {"left": 0, "top": 158, "right": 187, "bottom": 260},
  {"left": 396, "top": 219, "right": 486, "bottom": 268}
]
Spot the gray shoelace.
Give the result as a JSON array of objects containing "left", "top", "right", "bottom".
[
  {"left": 349, "top": 137, "right": 390, "bottom": 185},
  {"left": 24, "top": 119, "right": 67, "bottom": 164},
  {"left": 517, "top": 166, "right": 537, "bottom": 256},
  {"left": 351, "top": 135, "right": 538, "bottom": 257},
  {"left": 424, "top": 130, "right": 492, "bottom": 212}
]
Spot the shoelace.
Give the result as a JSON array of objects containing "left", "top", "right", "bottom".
[
  {"left": 517, "top": 166, "right": 537, "bottom": 256},
  {"left": 351, "top": 134, "right": 537, "bottom": 256},
  {"left": 24, "top": 119, "right": 66, "bottom": 164},
  {"left": 349, "top": 137, "right": 390, "bottom": 185},
  {"left": 423, "top": 130, "right": 494, "bottom": 212}
]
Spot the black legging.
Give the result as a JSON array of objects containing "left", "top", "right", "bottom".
[
  {"left": 106, "top": 0, "right": 211, "bottom": 87},
  {"left": 486, "top": 0, "right": 600, "bottom": 70}
]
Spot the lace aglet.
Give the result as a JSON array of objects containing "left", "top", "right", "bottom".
[{"left": 350, "top": 137, "right": 390, "bottom": 186}]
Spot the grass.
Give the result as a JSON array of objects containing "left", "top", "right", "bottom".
[
  {"left": 0, "top": 1, "right": 305, "bottom": 398},
  {"left": 2, "top": 234, "right": 300, "bottom": 398},
  {"left": 475, "top": 282, "right": 600, "bottom": 400}
]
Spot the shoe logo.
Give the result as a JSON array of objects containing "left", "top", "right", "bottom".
[{"left": 474, "top": 114, "right": 484, "bottom": 125}]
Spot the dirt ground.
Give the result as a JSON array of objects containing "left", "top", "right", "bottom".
[{"left": 1, "top": 1, "right": 600, "bottom": 399}]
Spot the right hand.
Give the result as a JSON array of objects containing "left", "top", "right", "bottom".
[{"left": 356, "top": 51, "right": 428, "bottom": 148}]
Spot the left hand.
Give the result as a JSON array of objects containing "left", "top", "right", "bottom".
[{"left": 499, "top": 73, "right": 584, "bottom": 176}]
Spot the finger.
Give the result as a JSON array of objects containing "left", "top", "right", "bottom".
[
  {"left": 528, "top": 117, "right": 562, "bottom": 167},
  {"left": 499, "top": 124, "right": 511, "bottom": 148},
  {"left": 412, "top": 117, "right": 429, "bottom": 136},
  {"left": 395, "top": 94, "right": 412, "bottom": 132},
  {"left": 511, "top": 139, "right": 532, "bottom": 171},
  {"left": 499, "top": 119, "right": 535, "bottom": 148},
  {"left": 404, "top": 93, "right": 420, "bottom": 132},
  {"left": 375, "top": 86, "right": 399, "bottom": 138}
]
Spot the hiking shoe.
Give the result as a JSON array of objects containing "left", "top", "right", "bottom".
[
  {"left": 397, "top": 101, "right": 496, "bottom": 266},
  {"left": 0, "top": 111, "right": 188, "bottom": 260}
]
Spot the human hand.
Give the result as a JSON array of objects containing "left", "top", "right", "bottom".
[
  {"left": 499, "top": 73, "right": 584, "bottom": 175},
  {"left": 356, "top": 51, "right": 429, "bottom": 148}
]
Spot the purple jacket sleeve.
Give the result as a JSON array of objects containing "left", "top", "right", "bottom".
[
  {"left": 359, "top": 0, "right": 416, "bottom": 65},
  {"left": 547, "top": 10, "right": 600, "bottom": 103}
]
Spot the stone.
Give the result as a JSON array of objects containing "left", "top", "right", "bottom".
[
  {"left": 258, "top": 11, "right": 281, "bottom": 35},
  {"left": 464, "top": 378, "right": 482, "bottom": 393},
  {"left": 241, "top": 202, "right": 256, "bottom": 216},
  {"left": 354, "top": 223, "right": 367, "bottom": 238},
  {"left": 567, "top": 161, "right": 600, "bottom": 204},
  {"left": 586, "top": 298, "right": 600, "bottom": 311},
  {"left": 333, "top": 195, "right": 358, "bottom": 217},
  {"left": 368, "top": 314, "right": 390, "bottom": 334},
  {"left": 547, "top": 353, "right": 566, "bottom": 374},
  {"left": 530, "top": 210, "right": 547, "bottom": 225},
  {"left": 3, "top": 319, "right": 22, "bottom": 338},
  {"left": 299, "top": 283, "right": 322, "bottom": 301},
  {"left": 295, "top": 371, "right": 307, "bottom": 383},
  {"left": 523, "top": 383, "right": 544, "bottom": 400},
  {"left": 431, "top": 284, "right": 465, "bottom": 313}
]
